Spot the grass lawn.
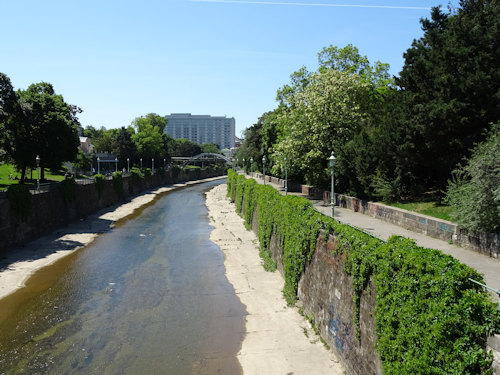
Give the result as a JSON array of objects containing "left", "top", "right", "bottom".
[
  {"left": 0, "top": 163, "right": 65, "bottom": 190},
  {"left": 388, "top": 201, "right": 455, "bottom": 222}
]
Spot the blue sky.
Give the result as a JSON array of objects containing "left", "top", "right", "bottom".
[{"left": 1, "top": 0, "right": 458, "bottom": 137}]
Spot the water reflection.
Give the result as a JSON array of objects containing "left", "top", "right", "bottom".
[{"left": 0, "top": 179, "right": 245, "bottom": 374}]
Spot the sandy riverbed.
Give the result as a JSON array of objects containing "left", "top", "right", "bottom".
[
  {"left": 0, "top": 177, "right": 225, "bottom": 301},
  {"left": 205, "top": 184, "right": 344, "bottom": 375}
]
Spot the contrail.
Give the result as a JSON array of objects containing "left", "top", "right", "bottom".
[{"left": 190, "top": 0, "right": 430, "bottom": 10}]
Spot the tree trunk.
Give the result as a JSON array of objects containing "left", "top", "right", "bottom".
[{"left": 20, "top": 165, "right": 26, "bottom": 184}]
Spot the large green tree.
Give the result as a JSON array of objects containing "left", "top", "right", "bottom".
[
  {"left": 112, "top": 127, "right": 138, "bottom": 169},
  {"left": 131, "top": 113, "right": 168, "bottom": 167},
  {"left": 389, "top": 0, "right": 500, "bottom": 192},
  {"left": 172, "top": 138, "right": 202, "bottom": 157},
  {"left": 1, "top": 76, "right": 80, "bottom": 182}
]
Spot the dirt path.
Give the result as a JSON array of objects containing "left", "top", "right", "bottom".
[{"left": 205, "top": 184, "right": 344, "bottom": 375}]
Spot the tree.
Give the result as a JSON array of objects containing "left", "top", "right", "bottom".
[
  {"left": 201, "top": 143, "right": 221, "bottom": 154},
  {"left": 172, "top": 138, "right": 202, "bottom": 157},
  {"left": 131, "top": 113, "right": 168, "bottom": 166},
  {"left": 272, "top": 69, "right": 377, "bottom": 189},
  {"left": 1, "top": 78, "right": 80, "bottom": 182},
  {"left": 112, "top": 127, "right": 138, "bottom": 169},
  {"left": 392, "top": 0, "right": 500, "bottom": 192},
  {"left": 0, "top": 73, "right": 30, "bottom": 170},
  {"left": 445, "top": 123, "right": 500, "bottom": 234}
]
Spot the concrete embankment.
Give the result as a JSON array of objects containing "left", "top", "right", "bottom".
[{"left": 206, "top": 184, "right": 345, "bottom": 375}]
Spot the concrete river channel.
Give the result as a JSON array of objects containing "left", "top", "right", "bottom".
[{"left": 0, "top": 179, "right": 246, "bottom": 374}]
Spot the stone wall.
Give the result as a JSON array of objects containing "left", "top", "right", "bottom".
[
  {"left": 247, "top": 192, "right": 499, "bottom": 375},
  {"left": 0, "top": 168, "right": 224, "bottom": 252}
]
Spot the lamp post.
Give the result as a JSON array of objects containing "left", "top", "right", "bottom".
[
  {"left": 140, "top": 158, "right": 143, "bottom": 171},
  {"left": 127, "top": 158, "right": 130, "bottom": 173},
  {"left": 329, "top": 151, "right": 336, "bottom": 218},
  {"left": 250, "top": 157, "right": 253, "bottom": 176},
  {"left": 262, "top": 156, "right": 266, "bottom": 185},
  {"left": 97, "top": 157, "right": 101, "bottom": 175},
  {"left": 36, "top": 155, "right": 40, "bottom": 191},
  {"left": 164, "top": 158, "right": 166, "bottom": 170},
  {"left": 243, "top": 158, "right": 245, "bottom": 173},
  {"left": 152, "top": 158, "right": 154, "bottom": 173},
  {"left": 115, "top": 158, "right": 118, "bottom": 173},
  {"left": 284, "top": 156, "right": 288, "bottom": 195}
]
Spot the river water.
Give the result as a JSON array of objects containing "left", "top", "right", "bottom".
[{"left": 0, "top": 179, "right": 246, "bottom": 374}]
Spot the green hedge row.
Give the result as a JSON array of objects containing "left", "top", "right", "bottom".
[{"left": 227, "top": 169, "right": 499, "bottom": 374}]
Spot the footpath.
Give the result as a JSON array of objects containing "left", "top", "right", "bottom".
[{"left": 243, "top": 173, "right": 500, "bottom": 294}]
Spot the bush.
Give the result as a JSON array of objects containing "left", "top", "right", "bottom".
[
  {"left": 144, "top": 168, "right": 152, "bottom": 182},
  {"left": 228, "top": 171, "right": 500, "bottom": 374},
  {"left": 446, "top": 123, "right": 500, "bottom": 234},
  {"left": 130, "top": 167, "right": 143, "bottom": 184},
  {"left": 94, "top": 174, "right": 105, "bottom": 199},
  {"left": 7, "top": 184, "right": 31, "bottom": 221}
]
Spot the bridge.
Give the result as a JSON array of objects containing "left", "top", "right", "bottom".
[{"left": 171, "top": 153, "right": 233, "bottom": 167}]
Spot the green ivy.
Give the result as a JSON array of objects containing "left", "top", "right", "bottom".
[
  {"left": 112, "top": 171, "right": 124, "bottom": 197},
  {"left": 130, "top": 167, "right": 143, "bottom": 184},
  {"left": 185, "top": 165, "right": 201, "bottom": 179},
  {"left": 7, "top": 184, "right": 32, "bottom": 221},
  {"left": 94, "top": 174, "right": 105, "bottom": 199},
  {"left": 58, "top": 178, "right": 77, "bottom": 203},
  {"left": 172, "top": 165, "right": 181, "bottom": 179},
  {"left": 157, "top": 167, "right": 166, "bottom": 180},
  {"left": 226, "top": 171, "right": 500, "bottom": 374}
]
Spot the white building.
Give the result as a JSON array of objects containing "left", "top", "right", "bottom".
[{"left": 165, "top": 113, "right": 235, "bottom": 149}]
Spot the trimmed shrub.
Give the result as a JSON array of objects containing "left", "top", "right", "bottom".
[
  {"left": 112, "top": 171, "right": 124, "bottom": 197},
  {"left": 58, "top": 178, "right": 77, "bottom": 203}
]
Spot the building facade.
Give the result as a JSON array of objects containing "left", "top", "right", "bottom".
[{"left": 165, "top": 113, "right": 235, "bottom": 149}]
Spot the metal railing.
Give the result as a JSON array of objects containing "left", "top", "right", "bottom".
[{"left": 469, "top": 278, "right": 500, "bottom": 310}]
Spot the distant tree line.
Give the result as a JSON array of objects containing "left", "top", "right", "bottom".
[
  {"left": 235, "top": 0, "right": 499, "bottom": 233},
  {"left": 0, "top": 75, "right": 222, "bottom": 181}
]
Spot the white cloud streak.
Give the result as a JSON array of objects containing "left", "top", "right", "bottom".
[{"left": 190, "top": 0, "right": 430, "bottom": 11}]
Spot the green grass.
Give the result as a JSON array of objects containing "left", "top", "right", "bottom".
[
  {"left": 388, "top": 201, "right": 455, "bottom": 222},
  {"left": 0, "top": 163, "right": 66, "bottom": 190}
]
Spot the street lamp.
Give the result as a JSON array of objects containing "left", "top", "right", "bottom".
[
  {"left": 262, "top": 156, "right": 266, "bottom": 185},
  {"left": 152, "top": 158, "right": 154, "bottom": 173},
  {"left": 36, "top": 155, "right": 40, "bottom": 191},
  {"left": 329, "top": 151, "right": 336, "bottom": 218},
  {"left": 127, "top": 158, "right": 130, "bottom": 173},
  {"left": 284, "top": 156, "right": 288, "bottom": 195},
  {"left": 164, "top": 158, "right": 166, "bottom": 169},
  {"left": 140, "top": 158, "right": 143, "bottom": 170},
  {"left": 250, "top": 157, "right": 253, "bottom": 176},
  {"left": 243, "top": 158, "right": 245, "bottom": 173},
  {"left": 115, "top": 157, "right": 118, "bottom": 173},
  {"left": 97, "top": 157, "right": 101, "bottom": 175}
]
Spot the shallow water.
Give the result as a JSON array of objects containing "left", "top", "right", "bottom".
[{"left": 0, "top": 179, "right": 246, "bottom": 374}]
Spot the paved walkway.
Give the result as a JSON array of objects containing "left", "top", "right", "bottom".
[{"left": 242, "top": 173, "right": 500, "bottom": 294}]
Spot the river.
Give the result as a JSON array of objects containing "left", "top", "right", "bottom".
[{"left": 0, "top": 179, "right": 246, "bottom": 374}]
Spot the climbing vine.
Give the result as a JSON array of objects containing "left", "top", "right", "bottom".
[
  {"left": 58, "top": 178, "right": 77, "bottom": 203},
  {"left": 226, "top": 171, "right": 500, "bottom": 374},
  {"left": 7, "top": 184, "right": 32, "bottom": 221},
  {"left": 94, "top": 174, "right": 105, "bottom": 199},
  {"left": 112, "top": 171, "right": 124, "bottom": 197}
]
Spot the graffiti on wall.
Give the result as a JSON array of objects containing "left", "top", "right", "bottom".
[{"left": 328, "top": 302, "right": 344, "bottom": 352}]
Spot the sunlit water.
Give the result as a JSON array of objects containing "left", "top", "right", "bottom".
[{"left": 0, "top": 179, "right": 246, "bottom": 374}]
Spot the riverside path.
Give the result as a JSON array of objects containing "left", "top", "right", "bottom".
[{"left": 243, "top": 173, "right": 500, "bottom": 294}]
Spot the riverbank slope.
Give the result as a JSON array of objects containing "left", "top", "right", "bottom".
[{"left": 206, "top": 184, "right": 344, "bottom": 375}]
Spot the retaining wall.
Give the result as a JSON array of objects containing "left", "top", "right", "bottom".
[{"left": 0, "top": 169, "right": 224, "bottom": 252}]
